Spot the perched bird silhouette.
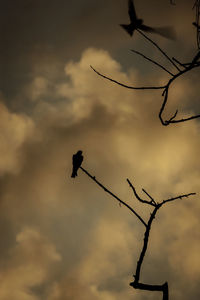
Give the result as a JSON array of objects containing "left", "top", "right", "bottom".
[
  {"left": 120, "top": 0, "right": 176, "bottom": 39},
  {"left": 71, "top": 150, "right": 83, "bottom": 178}
]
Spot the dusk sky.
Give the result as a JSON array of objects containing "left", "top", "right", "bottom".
[{"left": 0, "top": 1, "right": 200, "bottom": 299}]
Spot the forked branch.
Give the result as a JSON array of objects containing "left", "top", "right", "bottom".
[
  {"left": 91, "top": 24, "right": 200, "bottom": 126},
  {"left": 78, "top": 161, "right": 196, "bottom": 300},
  {"left": 80, "top": 166, "right": 147, "bottom": 226}
]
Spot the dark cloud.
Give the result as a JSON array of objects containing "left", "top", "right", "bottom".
[{"left": 1, "top": 0, "right": 196, "bottom": 103}]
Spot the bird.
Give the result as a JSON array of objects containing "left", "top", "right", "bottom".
[
  {"left": 120, "top": 0, "right": 176, "bottom": 40},
  {"left": 71, "top": 150, "right": 83, "bottom": 178}
]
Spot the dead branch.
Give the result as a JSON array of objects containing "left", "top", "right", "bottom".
[
  {"left": 129, "top": 186, "right": 196, "bottom": 300},
  {"left": 90, "top": 66, "right": 165, "bottom": 90},
  {"left": 142, "top": 189, "right": 156, "bottom": 205},
  {"left": 92, "top": 58, "right": 200, "bottom": 126},
  {"left": 76, "top": 160, "right": 196, "bottom": 300},
  {"left": 127, "top": 178, "right": 156, "bottom": 206},
  {"left": 136, "top": 29, "right": 181, "bottom": 72},
  {"left": 79, "top": 163, "right": 196, "bottom": 300},
  {"left": 91, "top": 8, "right": 200, "bottom": 126},
  {"left": 159, "top": 61, "right": 200, "bottom": 125},
  {"left": 80, "top": 166, "right": 147, "bottom": 227},
  {"left": 130, "top": 49, "right": 174, "bottom": 76},
  {"left": 160, "top": 192, "right": 196, "bottom": 205}
]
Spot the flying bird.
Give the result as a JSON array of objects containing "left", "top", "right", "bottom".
[
  {"left": 120, "top": 0, "right": 176, "bottom": 39},
  {"left": 71, "top": 150, "right": 83, "bottom": 178}
]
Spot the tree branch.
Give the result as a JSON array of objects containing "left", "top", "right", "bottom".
[
  {"left": 130, "top": 190, "right": 195, "bottom": 299},
  {"left": 75, "top": 158, "right": 196, "bottom": 300},
  {"left": 127, "top": 178, "right": 156, "bottom": 206},
  {"left": 134, "top": 205, "right": 160, "bottom": 283},
  {"left": 130, "top": 281, "right": 169, "bottom": 300},
  {"left": 80, "top": 166, "right": 147, "bottom": 227},
  {"left": 159, "top": 62, "right": 200, "bottom": 125},
  {"left": 142, "top": 189, "right": 156, "bottom": 205},
  {"left": 130, "top": 49, "right": 174, "bottom": 76},
  {"left": 160, "top": 192, "right": 196, "bottom": 205},
  {"left": 136, "top": 29, "right": 181, "bottom": 72},
  {"left": 90, "top": 66, "right": 165, "bottom": 90}
]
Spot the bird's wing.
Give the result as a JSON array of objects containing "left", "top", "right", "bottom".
[
  {"left": 76, "top": 154, "right": 83, "bottom": 168},
  {"left": 120, "top": 24, "right": 134, "bottom": 36},
  {"left": 72, "top": 154, "right": 76, "bottom": 164},
  {"left": 139, "top": 24, "right": 156, "bottom": 33},
  {"left": 140, "top": 24, "right": 176, "bottom": 40},
  {"left": 128, "top": 0, "right": 137, "bottom": 23},
  {"left": 79, "top": 155, "right": 83, "bottom": 165},
  {"left": 155, "top": 26, "right": 176, "bottom": 40}
]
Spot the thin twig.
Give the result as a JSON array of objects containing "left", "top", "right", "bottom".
[
  {"left": 127, "top": 178, "right": 155, "bottom": 206},
  {"left": 167, "top": 113, "right": 200, "bottom": 124},
  {"left": 90, "top": 66, "right": 165, "bottom": 90},
  {"left": 172, "top": 57, "right": 186, "bottom": 68},
  {"left": 137, "top": 29, "right": 181, "bottom": 72},
  {"left": 142, "top": 189, "right": 156, "bottom": 205},
  {"left": 131, "top": 49, "right": 174, "bottom": 76},
  {"left": 80, "top": 167, "right": 147, "bottom": 227},
  {"left": 192, "top": 50, "right": 200, "bottom": 64},
  {"left": 160, "top": 192, "right": 196, "bottom": 205}
]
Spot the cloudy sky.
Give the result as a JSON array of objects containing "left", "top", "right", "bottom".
[{"left": 0, "top": 0, "right": 200, "bottom": 299}]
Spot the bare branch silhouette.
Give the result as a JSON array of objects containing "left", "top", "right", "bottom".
[
  {"left": 136, "top": 29, "right": 180, "bottom": 71},
  {"left": 127, "top": 178, "right": 156, "bottom": 206},
  {"left": 77, "top": 162, "right": 196, "bottom": 300},
  {"left": 159, "top": 62, "right": 200, "bottom": 125},
  {"left": 130, "top": 188, "right": 196, "bottom": 300},
  {"left": 142, "top": 188, "right": 156, "bottom": 204},
  {"left": 92, "top": 57, "right": 200, "bottom": 126},
  {"left": 80, "top": 166, "right": 147, "bottom": 226},
  {"left": 130, "top": 49, "right": 174, "bottom": 75},
  {"left": 91, "top": 2, "right": 200, "bottom": 126},
  {"left": 161, "top": 192, "right": 196, "bottom": 205},
  {"left": 90, "top": 66, "right": 165, "bottom": 90}
]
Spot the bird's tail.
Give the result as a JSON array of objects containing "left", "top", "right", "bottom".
[
  {"left": 120, "top": 24, "right": 134, "bottom": 36},
  {"left": 154, "top": 26, "right": 176, "bottom": 40},
  {"left": 71, "top": 171, "right": 77, "bottom": 178}
]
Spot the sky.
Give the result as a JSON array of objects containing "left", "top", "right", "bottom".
[{"left": 0, "top": 0, "right": 200, "bottom": 299}]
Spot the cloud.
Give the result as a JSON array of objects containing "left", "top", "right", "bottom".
[
  {"left": 0, "top": 47, "right": 200, "bottom": 300},
  {"left": 0, "top": 227, "right": 61, "bottom": 300},
  {"left": 29, "top": 77, "right": 49, "bottom": 102},
  {"left": 0, "top": 100, "right": 34, "bottom": 175}
]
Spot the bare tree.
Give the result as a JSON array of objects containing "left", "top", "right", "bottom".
[
  {"left": 78, "top": 165, "right": 196, "bottom": 300},
  {"left": 72, "top": 2, "right": 199, "bottom": 299},
  {"left": 91, "top": 2, "right": 200, "bottom": 126}
]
